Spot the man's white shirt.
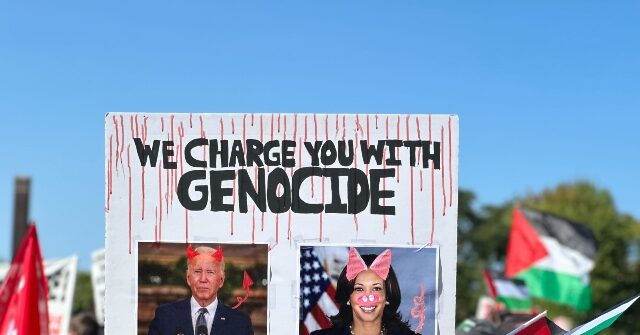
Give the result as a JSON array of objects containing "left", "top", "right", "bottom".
[{"left": 190, "top": 297, "right": 218, "bottom": 333}]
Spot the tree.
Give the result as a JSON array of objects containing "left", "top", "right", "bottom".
[
  {"left": 455, "top": 189, "right": 488, "bottom": 324},
  {"left": 465, "top": 181, "right": 640, "bottom": 334},
  {"left": 72, "top": 271, "right": 94, "bottom": 315}
]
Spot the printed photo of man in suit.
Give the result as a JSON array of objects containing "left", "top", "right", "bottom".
[{"left": 148, "top": 245, "right": 253, "bottom": 335}]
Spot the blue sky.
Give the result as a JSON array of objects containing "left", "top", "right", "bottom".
[{"left": 1, "top": 2, "right": 638, "bottom": 270}]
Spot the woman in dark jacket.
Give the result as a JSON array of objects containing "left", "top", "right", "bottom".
[{"left": 311, "top": 248, "right": 420, "bottom": 335}]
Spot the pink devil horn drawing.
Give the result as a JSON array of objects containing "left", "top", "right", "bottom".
[
  {"left": 369, "top": 249, "right": 392, "bottom": 280},
  {"left": 346, "top": 247, "right": 368, "bottom": 281}
]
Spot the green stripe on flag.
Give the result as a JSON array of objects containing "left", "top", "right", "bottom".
[
  {"left": 497, "top": 296, "right": 532, "bottom": 311},
  {"left": 573, "top": 314, "right": 620, "bottom": 335},
  {"left": 517, "top": 267, "right": 591, "bottom": 311}
]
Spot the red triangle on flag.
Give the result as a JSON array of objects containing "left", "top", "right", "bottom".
[
  {"left": 0, "top": 225, "right": 50, "bottom": 335},
  {"left": 516, "top": 316, "right": 552, "bottom": 335},
  {"left": 506, "top": 208, "right": 549, "bottom": 277}
]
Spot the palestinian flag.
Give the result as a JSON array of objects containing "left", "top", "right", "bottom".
[
  {"left": 566, "top": 294, "right": 639, "bottom": 335},
  {"left": 506, "top": 311, "right": 567, "bottom": 335},
  {"left": 483, "top": 270, "right": 532, "bottom": 312},
  {"left": 506, "top": 208, "right": 597, "bottom": 311}
]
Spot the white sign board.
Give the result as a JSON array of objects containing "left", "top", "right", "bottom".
[
  {"left": 105, "top": 113, "right": 459, "bottom": 334},
  {"left": 91, "top": 249, "right": 106, "bottom": 326}
]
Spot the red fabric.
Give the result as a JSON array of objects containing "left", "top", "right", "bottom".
[
  {"left": 0, "top": 225, "right": 50, "bottom": 335},
  {"left": 505, "top": 208, "right": 549, "bottom": 277},
  {"left": 516, "top": 317, "right": 552, "bottom": 335},
  {"left": 483, "top": 270, "right": 498, "bottom": 298}
]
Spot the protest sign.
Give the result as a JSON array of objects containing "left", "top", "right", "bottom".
[{"left": 105, "top": 113, "right": 459, "bottom": 334}]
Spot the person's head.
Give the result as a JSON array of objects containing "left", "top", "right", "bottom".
[
  {"left": 333, "top": 248, "right": 402, "bottom": 328},
  {"left": 68, "top": 312, "right": 99, "bottom": 335},
  {"left": 186, "top": 245, "right": 225, "bottom": 307}
]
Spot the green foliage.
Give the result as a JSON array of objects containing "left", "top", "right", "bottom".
[
  {"left": 72, "top": 271, "right": 94, "bottom": 315},
  {"left": 455, "top": 182, "right": 640, "bottom": 334},
  {"left": 455, "top": 189, "right": 488, "bottom": 324}
]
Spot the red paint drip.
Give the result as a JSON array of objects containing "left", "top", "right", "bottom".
[
  {"left": 127, "top": 145, "right": 132, "bottom": 254},
  {"left": 410, "top": 163, "right": 415, "bottom": 245},
  {"left": 189, "top": 113, "right": 193, "bottom": 128},
  {"left": 232, "top": 118, "right": 236, "bottom": 135},
  {"left": 293, "top": 114, "right": 298, "bottom": 174},
  {"left": 285, "top": 115, "right": 293, "bottom": 239},
  {"left": 298, "top": 137, "right": 302, "bottom": 168},
  {"left": 396, "top": 115, "right": 400, "bottom": 182},
  {"left": 429, "top": 115, "right": 435, "bottom": 245},
  {"left": 261, "top": 212, "right": 265, "bottom": 232},
  {"left": 311, "top": 114, "right": 316, "bottom": 198},
  {"left": 304, "top": 115, "right": 308, "bottom": 142},
  {"left": 129, "top": 115, "right": 134, "bottom": 140},
  {"left": 166, "top": 134, "right": 170, "bottom": 215},
  {"left": 375, "top": 115, "right": 379, "bottom": 129},
  {"left": 158, "top": 158, "right": 163, "bottom": 241},
  {"left": 170, "top": 115, "right": 175, "bottom": 140},
  {"left": 199, "top": 116, "right": 206, "bottom": 164},
  {"left": 243, "top": 114, "right": 247, "bottom": 153},
  {"left": 383, "top": 116, "right": 389, "bottom": 233},
  {"left": 314, "top": 114, "right": 318, "bottom": 141},
  {"left": 178, "top": 122, "right": 186, "bottom": 241},
  {"left": 270, "top": 113, "right": 274, "bottom": 141},
  {"left": 170, "top": 116, "right": 176, "bottom": 205},
  {"left": 448, "top": 116, "right": 453, "bottom": 207},
  {"left": 119, "top": 115, "right": 125, "bottom": 169},
  {"left": 141, "top": 117, "right": 148, "bottom": 220},
  {"left": 324, "top": 115, "right": 329, "bottom": 144},
  {"left": 107, "top": 135, "right": 113, "bottom": 212},
  {"left": 161, "top": 117, "right": 165, "bottom": 132},
  {"left": 320, "top": 113, "right": 325, "bottom": 241},
  {"left": 251, "top": 114, "right": 255, "bottom": 127},
  {"left": 277, "top": 113, "right": 281, "bottom": 133},
  {"left": 134, "top": 115, "right": 139, "bottom": 138},
  {"left": 335, "top": 114, "right": 339, "bottom": 137},
  {"left": 231, "top": 171, "right": 237, "bottom": 235},
  {"left": 407, "top": 115, "right": 414, "bottom": 244},
  {"left": 219, "top": 118, "right": 224, "bottom": 141},
  {"left": 341, "top": 114, "right": 346, "bottom": 141},
  {"left": 366, "top": 114, "right": 370, "bottom": 176},
  {"left": 353, "top": 118, "right": 359, "bottom": 231},
  {"left": 416, "top": 117, "right": 423, "bottom": 192},
  {"left": 284, "top": 114, "right": 288, "bottom": 140},
  {"left": 113, "top": 116, "right": 120, "bottom": 174},
  {"left": 260, "top": 114, "right": 264, "bottom": 143},
  {"left": 178, "top": 123, "right": 185, "bottom": 181},
  {"left": 441, "top": 126, "right": 447, "bottom": 216}
]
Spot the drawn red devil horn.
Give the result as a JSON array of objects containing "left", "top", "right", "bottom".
[
  {"left": 212, "top": 245, "right": 223, "bottom": 262},
  {"left": 186, "top": 244, "right": 200, "bottom": 260}
]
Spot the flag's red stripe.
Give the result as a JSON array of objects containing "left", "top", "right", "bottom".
[
  {"left": 483, "top": 270, "right": 498, "bottom": 298},
  {"left": 310, "top": 305, "right": 333, "bottom": 329},
  {"left": 325, "top": 284, "right": 338, "bottom": 304}
]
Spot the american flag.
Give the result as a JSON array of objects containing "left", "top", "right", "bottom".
[{"left": 300, "top": 247, "right": 339, "bottom": 335}]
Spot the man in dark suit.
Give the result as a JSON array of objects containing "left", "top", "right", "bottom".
[{"left": 148, "top": 246, "right": 253, "bottom": 335}]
